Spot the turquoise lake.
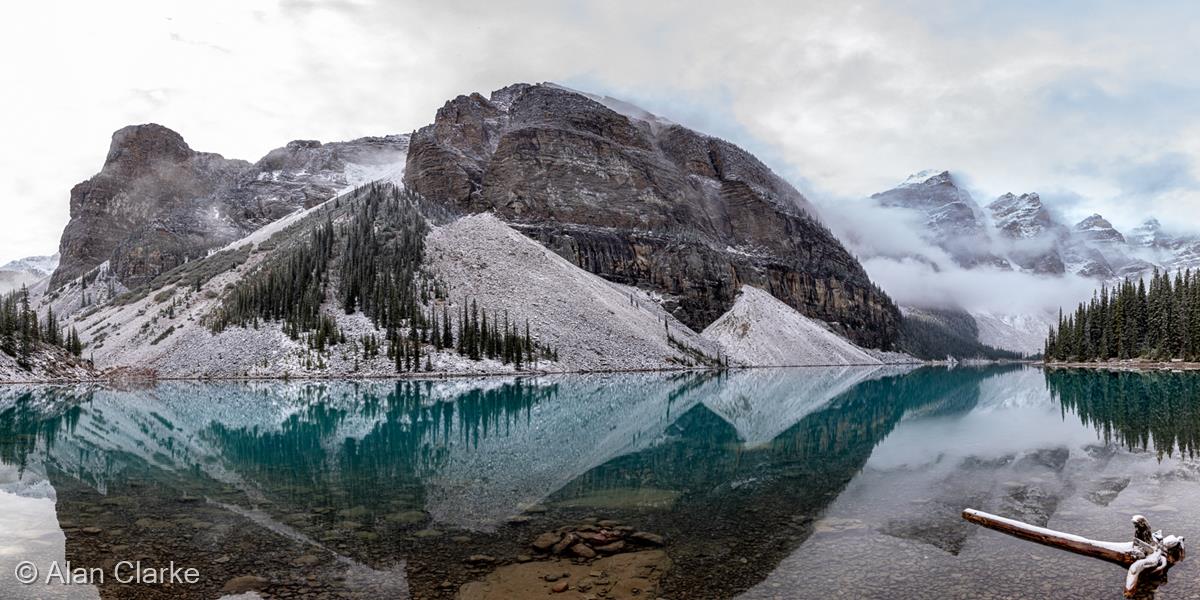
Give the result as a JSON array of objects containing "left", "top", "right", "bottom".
[{"left": 2, "top": 366, "right": 1199, "bottom": 599}]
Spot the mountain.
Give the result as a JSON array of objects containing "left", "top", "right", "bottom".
[
  {"left": 51, "top": 124, "right": 409, "bottom": 291},
  {"left": 857, "top": 170, "right": 1200, "bottom": 355},
  {"left": 868, "top": 171, "right": 1166, "bottom": 284},
  {"left": 1128, "top": 217, "right": 1200, "bottom": 272},
  {"left": 986, "top": 192, "right": 1065, "bottom": 274},
  {"left": 406, "top": 83, "right": 899, "bottom": 349},
  {"left": 12, "top": 83, "right": 911, "bottom": 381},
  {"left": 0, "top": 253, "right": 58, "bottom": 294},
  {"left": 701, "top": 285, "right": 904, "bottom": 366},
  {"left": 1070, "top": 213, "right": 1154, "bottom": 278},
  {"left": 897, "top": 306, "right": 1023, "bottom": 360},
  {"left": 871, "top": 170, "right": 1009, "bottom": 269}
]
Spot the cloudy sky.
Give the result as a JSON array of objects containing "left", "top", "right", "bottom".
[{"left": 3, "top": 0, "right": 1199, "bottom": 266}]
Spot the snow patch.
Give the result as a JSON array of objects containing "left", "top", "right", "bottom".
[
  {"left": 426, "top": 213, "right": 721, "bottom": 372},
  {"left": 702, "top": 286, "right": 892, "bottom": 367}
]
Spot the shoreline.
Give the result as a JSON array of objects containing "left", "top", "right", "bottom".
[
  {"left": 0, "top": 360, "right": 931, "bottom": 387},
  {"left": 1043, "top": 360, "right": 1200, "bottom": 372}
]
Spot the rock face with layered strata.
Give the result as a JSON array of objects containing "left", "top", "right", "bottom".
[
  {"left": 405, "top": 83, "right": 900, "bottom": 349},
  {"left": 53, "top": 124, "right": 248, "bottom": 289},
  {"left": 51, "top": 124, "right": 408, "bottom": 290}
]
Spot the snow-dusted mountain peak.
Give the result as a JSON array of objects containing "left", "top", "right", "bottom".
[
  {"left": 0, "top": 254, "right": 60, "bottom": 278},
  {"left": 543, "top": 82, "right": 677, "bottom": 131},
  {"left": 1130, "top": 218, "right": 1171, "bottom": 248},
  {"left": 899, "top": 169, "right": 953, "bottom": 188},
  {"left": 1074, "top": 213, "right": 1125, "bottom": 244},
  {"left": 0, "top": 253, "right": 60, "bottom": 294}
]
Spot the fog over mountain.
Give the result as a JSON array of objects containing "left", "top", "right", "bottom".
[{"left": 819, "top": 169, "right": 1200, "bottom": 354}]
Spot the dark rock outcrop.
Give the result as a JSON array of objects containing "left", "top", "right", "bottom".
[
  {"left": 53, "top": 124, "right": 248, "bottom": 289},
  {"left": 52, "top": 125, "right": 408, "bottom": 290},
  {"left": 405, "top": 83, "right": 900, "bottom": 348}
]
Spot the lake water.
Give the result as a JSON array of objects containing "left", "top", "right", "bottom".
[{"left": 1, "top": 366, "right": 1198, "bottom": 599}]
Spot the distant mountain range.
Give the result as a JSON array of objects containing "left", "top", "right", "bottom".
[
  {"left": 0, "top": 253, "right": 58, "bottom": 294},
  {"left": 860, "top": 169, "right": 1200, "bottom": 354},
  {"left": 869, "top": 169, "right": 1189, "bottom": 279}
]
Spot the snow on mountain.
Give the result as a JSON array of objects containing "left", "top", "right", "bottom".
[
  {"left": 701, "top": 285, "right": 893, "bottom": 367},
  {"left": 1130, "top": 218, "right": 1171, "bottom": 248},
  {"left": 544, "top": 82, "right": 677, "bottom": 132},
  {"left": 871, "top": 170, "right": 1008, "bottom": 270},
  {"left": 426, "top": 213, "right": 723, "bottom": 372},
  {"left": 1074, "top": 213, "right": 1125, "bottom": 242},
  {"left": 988, "top": 193, "right": 1059, "bottom": 241},
  {"left": 861, "top": 171, "right": 1200, "bottom": 354},
  {"left": 971, "top": 310, "right": 1055, "bottom": 356},
  {"left": 0, "top": 253, "right": 59, "bottom": 294},
  {"left": 1, "top": 254, "right": 59, "bottom": 278},
  {"left": 1129, "top": 218, "right": 1200, "bottom": 272},
  {"left": 1071, "top": 214, "right": 1154, "bottom": 278},
  {"left": 899, "top": 169, "right": 954, "bottom": 188},
  {"left": 986, "top": 193, "right": 1066, "bottom": 274}
]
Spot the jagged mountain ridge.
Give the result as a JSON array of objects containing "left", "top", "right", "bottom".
[
  {"left": 872, "top": 170, "right": 1009, "bottom": 270},
  {"left": 872, "top": 170, "right": 1165, "bottom": 281},
  {"left": 1127, "top": 217, "right": 1200, "bottom": 272},
  {"left": 865, "top": 170, "right": 1196, "bottom": 355},
  {"left": 51, "top": 124, "right": 409, "bottom": 290},
  {"left": 10, "top": 81, "right": 930, "bottom": 380},
  {"left": 42, "top": 82, "right": 902, "bottom": 358},
  {"left": 405, "top": 83, "right": 900, "bottom": 349},
  {"left": 0, "top": 253, "right": 58, "bottom": 294}
]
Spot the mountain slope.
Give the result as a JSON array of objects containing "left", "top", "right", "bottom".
[
  {"left": 405, "top": 83, "right": 900, "bottom": 349},
  {"left": 986, "top": 193, "right": 1066, "bottom": 274},
  {"left": 425, "top": 213, "right": 723, "bottom": 372},
  {"left": 898, "top": 306, "right": 1022, "bottom": 360},
  {"left": 46, "top": 185, "right": 737, "bottom": 379},
  {"left": 700, "top": 285, "right": 898, "bottom": 366},
  {"left": 14, "top": 83, "right": 923, "bottom": 381}
]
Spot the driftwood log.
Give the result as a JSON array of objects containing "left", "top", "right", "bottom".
[{"left": 962, "top": 509, "right": 1185, "bottom": 597}]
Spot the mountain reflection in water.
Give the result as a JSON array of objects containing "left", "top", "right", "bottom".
[{"left": 1, "top": 366, "right": 1199, "bottom": 599}]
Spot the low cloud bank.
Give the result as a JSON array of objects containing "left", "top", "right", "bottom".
[{"left": 820, "top": 198, "right": 1097, "bottom": 315}]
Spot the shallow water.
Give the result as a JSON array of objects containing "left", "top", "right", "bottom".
[{"left": 1, "top": 366, "right": 1198, "bottom": 599}]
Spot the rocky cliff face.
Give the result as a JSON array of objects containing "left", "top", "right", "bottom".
[
  {"left": 51, "top": 125, "right": 408, "bottom": 290},
  {"left": 405, "top": 83, "right": 900, "bottom": 348},
  {"left": 53, "top": 124, "right": 248, "bottom": 289}
]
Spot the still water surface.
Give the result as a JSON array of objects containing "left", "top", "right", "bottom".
[{"left": 1, "top": 366, "right": 1198, "bottom": 599}]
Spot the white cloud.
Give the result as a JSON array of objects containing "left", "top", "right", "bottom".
[{"left": 2, "top": 0, "right": 1199, "bottom": 266}]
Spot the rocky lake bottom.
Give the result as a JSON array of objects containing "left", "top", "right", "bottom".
[{"left": 2, "top": 366, "right": 1199, "bottom": 599}]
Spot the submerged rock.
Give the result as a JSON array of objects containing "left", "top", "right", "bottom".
[{"left": 458, "top": 550, "right": 671, "bottom": 600}]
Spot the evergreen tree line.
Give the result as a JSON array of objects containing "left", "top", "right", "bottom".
[
  {"left": 207, "top": 183, "right": 556, "bottom": 372},
  {"left": 1045, "top": 268, "right": 1200, "bottom": 362},
  {"left": 1045, "top": 369, "right": 1200, "bottom": 458},
  {"left": 0, "top": 286, "right": 83, "bottom": 369},
  {"left": 208, "top": 216, "right": 335, "bottom": 339}
]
